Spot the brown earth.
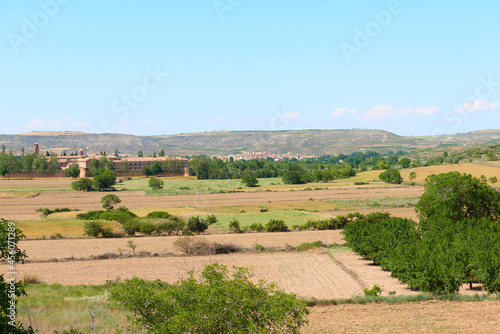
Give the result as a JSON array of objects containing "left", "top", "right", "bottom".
[
  {"left": 0, "top": 186, "right": 424, "bottom": 220},
  {"left": 303, "top": 300, "right": 500, "bottom": 333}
]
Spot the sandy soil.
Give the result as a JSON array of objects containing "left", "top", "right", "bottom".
[
  {"left": 20, "top": 230, "right": 345, "bottom": 261},
  {"left": 303, "top": 300, "right": 500, "bottom": 333}
]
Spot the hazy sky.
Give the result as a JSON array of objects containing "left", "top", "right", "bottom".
[{"left": 1, "top": 1, "right": 499, "bottom": 136}]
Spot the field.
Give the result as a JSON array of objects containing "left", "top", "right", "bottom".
[{"left": 2, "top": 162, "right": 500, "bottom": 333}]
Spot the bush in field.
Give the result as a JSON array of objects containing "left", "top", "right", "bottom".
[
  {"left": 123, "top": 220, "right": 141, "bottom": 237},
  {"left": 228, "top": 219, "right": 241, "bottom": 233},
  {"left": 109, "top": 263, "right": 309, "bottom": 333},
  {"left": 173, "top": 236, "right": 214, "bottom": 255},
  {"left": 83, "top": 221, "right": 113, "bottom": 238},
  {"left": 146, "top": 211, "right": 172, "bottom": 219},
  {"left": 379, "top": 168, "right": 402, "bottom": 184},
  {"left": 77, "top": 207, "right": 137, "bottom": 222},
  {"left": 249, "top": 223, "right": 264, "bottom": 232},
  {"left": 149, "top": 177, "right": 164, "bottom": 190},
  {"left": 241, "top": 174, "right": 259, "bottom": 187},
  {"left": 297, "top": 241, "right": 325, "bottom": 251},
  {"left": 187, "top": 216, "right": 209, "bottom": 234},
  {"left": 71, "top": 177, "right": 93, "bottom": 191},
  {"left": 265, "top": 219, "right": 288, "bottom": 232},
  {"left": 138, "top": 220, "right": 156, "bottom": 236}
]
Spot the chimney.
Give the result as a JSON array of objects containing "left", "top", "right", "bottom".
[
  {"left": 79, "top": 149, "right": 84, "bottom": 156},
  {"left": 34, "top": 143, "right": 39, "bottom": 155}
]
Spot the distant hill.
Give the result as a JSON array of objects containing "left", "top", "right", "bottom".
[{"left": 2, "top": 129, "right": 500, "bottom": 157}]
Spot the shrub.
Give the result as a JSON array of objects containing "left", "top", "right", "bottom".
[
  {"left": 228, "top": 219, "right": 241, "bottom": 233},
  {"left": 83, "top": 221, "right": 105, "bottom": 238},
  {"left": 146, "top": 211, "right": 172, "bottom": 219},
  {"left": 149, "top": 177, "right": 164, "bottom": 190},
  {"left": 139, "top": 221, "right": 157, "bottom": 236},
  {"left": 206, "top": 214, "right": 218, "bottom": 225},
  {"left": 363, "top": 285, "right": 382, "bottom": 296},
  {"left": 214, "top": 242, "right": 241, "bottom": 254},
  {"left": 71, "top": 178, "right": 93, "bottom": 191},
  {"left": 187, "top": 216, "right": 209, "bottom": 234},
  {"left": 241, "top": 174, "right": 259, "bottom": 187},
  {"left": 265, "top": 219, "right": 288, "bottom": 232},
  {"left": 259, "top": 207, "right": 268, "bottom": 212},
  {"left": 249, "top": 223, "right": 264, "bottom": 232},
  {"left": 297, "top": 241, "right": 325, "bottom": 251},
  {"left": 109, "top": 263, "right": 309, "bottom": 333},
  {"left": 123, "top": 220, "right": 141, "bottom": 237},
  {"left": 379, "top": 168, "right": 402, "bottom": 184},
  {"left": 173, "top": 236, "right": 214, "bottom": 255}
]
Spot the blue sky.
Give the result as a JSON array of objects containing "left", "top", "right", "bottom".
[{"left": 1, "top": 0, "right": 499, "bottom": 136}]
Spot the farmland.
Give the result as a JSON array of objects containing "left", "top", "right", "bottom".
[{"left": 2, "top": 162, "right": 500, "bottom": 333}]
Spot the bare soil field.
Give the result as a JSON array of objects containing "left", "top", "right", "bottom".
[
  {"left": 303, "top": 300, "right": 500, "bottom": 333},
  {"left": 18, "top": 249, "right": 413, "bottom": 300},
  {"left": 20, "top": 230, "right": 345, "bottom": 261},
  {"left": 400, "top": 163, "right": 500, "bottom": 183},
  {"left": 0, "top": 186, "right": 424, "bottom": 220}
]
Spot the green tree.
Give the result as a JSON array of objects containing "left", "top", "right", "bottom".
[
  {"left": 0, "top": 220, "right": 37, "bottom": 333},
  {"left": 150, "top": 161, "right": 163, "bottom": 175},
  {"left": 241, "top": 174, "right": 258, "bottom": 187},
  {"left": 408, "top": 171, "right": 417, "bottom": 181},
  {"left": 138, "top": 150, "right": 143, "bottom": 157},
  {"left": 109, "top": 263, "right": 309, "bottom": 333},
  {"left": 282, "top": 171, "right": 303, "bottom": 184},
  {"left": 100, "top": 194, "right": 121, "bottom": 211},
  {"left": 415, "top": 172, "right": 500, "bottom": 227},
  {"left": 71, "top": 178, "right": 93, "bottom": 191},
  {"left": 265, "top": 219, "right": 288, "bottom": 232},
  {"left": 65, "top": 165, "right": 80, "bottom": 179},
  {"left": 398, "top": 158, "right": 411, "bottom": 168},
  {"left": 119, "top": 160, "right": 130, "bottom": 174},
  {"left": 47, "top": 153, "right": 59, "bottom": 175},
  {"left": 187, "top": 216, "right": 209, "bottom": 234},
  {"left": 490, "top": 176, "right": 498, "bottom": 184},
  {"left": 93, "top": 168, "right": 117, "bottom": 191},
  {"left": 149, "top": 177, "right": 164, "bottom": 190},
  {"left": 158, "top": 149, "right": 165, "bottom": 157},
  {"left": 142, "top": 166, "right": 153, "bottom": 177},
  {"left": 21, "top": 153, "right": 35, "bottom": 178},
  {"left": 375, "top": 160, "right": 389, "bottom": 170},
  {"left": 189, "top": 156, "right": 211, "bottom": 179},
  {"left": 379, "top": 168, "right": 402, "bottom": 184},
  {"left": 32, "top": 154, "right": 47, "bottom": 174}
]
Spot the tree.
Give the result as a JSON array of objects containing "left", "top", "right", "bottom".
[
  {"left": 490, "top": 176, "right": 498, "bottom": 184},
  {"left": 21, "top": 153, "right": 34, "bottom": 178},
  {"left": 158, "top": 149, "right": 165, "bottom": 157},
  {"left": 189, "top": 156, "right": 211, "bottom": 179},
  {"left": 93, "top": 168, "right": 117, "bottom": 191},
  {"left": 150, "top": 161, "right": 163, "bottom": 175},
  {"left": 142, "top": 166, "right": 153, "bottom": 177},
  {"left": 408, "top": 171, "right": 417, "bottom": 181},
  {"left": 138, "top": 150, "right": 143, "bottom": 157},
  {"left": 187, "top": 216, "right": 209, "bottom": 234},
  {"left": 265, "top": 219, "right": 288, "bottom": 232},
  {"left": 379, "top": 168, "right": 402, "bottom": 184},
  {"left": 119, "top": 160, "right": 130, "bottom": 174},
  {"left": 375, "top": 160, "right": 389, "bottom": 170},
  {"left": 415, "top": 172, "right": 500, "bottom": 226},
  {"left": 241, "top": 174, "right": 258, "bottom": 187},
  {"left": 0, "top": 219, "right": 36, "bottom": 333},
  {"left": 71, "top": 178, "right": 93, "bottom": 191},
  {"left": 398, "top": 158, "right": 411, "bottom": 168},
  {"left": 149, "top": 177, "right": 164, "bottom": 190},
  {"left": 47, "top": 153, "right": 59, "bottom": 175},
  {"left": 32, "top": 154, "right": 47, "bottom": 174},
  {"left": 65, "top": 165, "right": 80, "bottom": 179},
  {"left": 282, "top": 171, "right": 303, "bottom": 184},
  {"left": 109, "top": 263, "right": 309, "bottom": 333},
  {"left": 101, "top": 194, "right": 121, "bottom": 211}
]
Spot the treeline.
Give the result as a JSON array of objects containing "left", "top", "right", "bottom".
[
  {"left": 343, "top": 172, "right": 500, "bottom": 294},
  {"left": 0, "top": 146, "right": 59, "bottom": 177}
]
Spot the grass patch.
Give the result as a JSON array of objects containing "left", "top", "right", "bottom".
[{"left": 306, "top": 293, "right": 498, "bottom": 307}]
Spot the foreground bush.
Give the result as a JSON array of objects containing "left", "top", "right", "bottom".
[
  {"left": 109, "top": 263, "right": 309, "bottom": 333},
  {"left": 265, "top": 219, "right": 288, "bottom": 232}
]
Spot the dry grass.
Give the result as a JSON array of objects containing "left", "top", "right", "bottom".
[{"left": 400, "top": 163, "right": 500, "bottom": 182}]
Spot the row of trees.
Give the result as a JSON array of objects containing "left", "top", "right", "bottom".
[
  {"left": 343, "top": 172, "right": 500, "bottom": 294},
  {"left": 0, "top": 149, "right": 59, "bottom": 178},
  {"left": 189, "top": 156, "right": 356, "bottom": 182}
]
